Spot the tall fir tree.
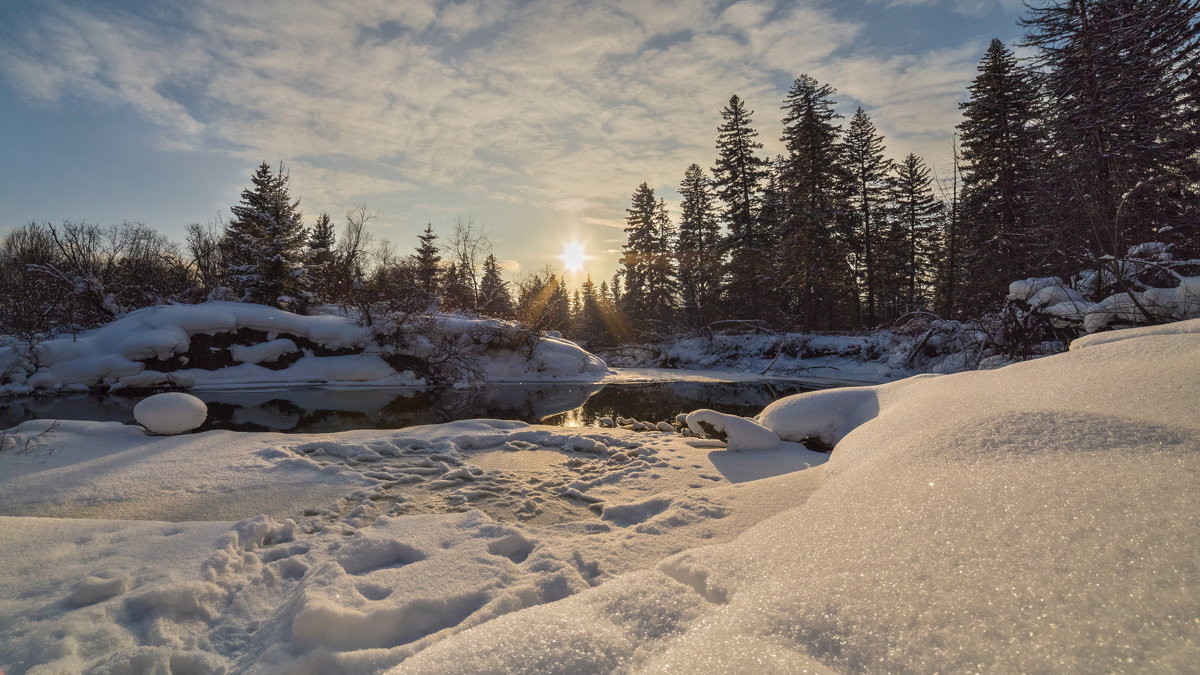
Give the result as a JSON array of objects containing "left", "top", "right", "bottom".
[
  {"left": 777, "top": 75, "right": 854, "bottom": 330},
  {"left": 712, "top": 95, "right": 770, "bottom": 321},
  {"left": 619, "top": 184, "right": 677, "bottom": 330},
  {"left": 413, "top": 224, "right": 441, "bottom": 308},
  {"left": 306, "top": 212, "right": 337, "bottom": 303},
  {"left": 477, "top": 254, "right": 514, "bottom": 319},
  {"left": 676, "top": 165, "right": 723, "bottom": 328},
  {"left": 843, "top": 108, "right": 893, "bottom": 326},
  {"left": 956, "top": 38, "right": 1045, "bottom": 309},
  {"left": 888, "top": 154, "right": 944, "bottom": 317},
  {"left": 223, "top": 162, "right": 309, "bottom": 310}
]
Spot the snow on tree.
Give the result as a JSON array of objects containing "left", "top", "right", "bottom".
[{"left": 222, "top": 162, "right": 309, "bottom": 311}]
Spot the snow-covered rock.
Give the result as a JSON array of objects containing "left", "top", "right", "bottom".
[
  {"left": 133, "top": 392, "right": 207, "bottom": 435},
  {"left": 685, "top": 409, "right": 781, "bottom": 451},
  {"left": 0, "top": 302, "right": 608, "bottom": 395}
]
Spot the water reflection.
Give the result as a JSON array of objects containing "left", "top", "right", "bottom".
[{"left": 0, "top": 380, "right": 818, "bottom": 433}]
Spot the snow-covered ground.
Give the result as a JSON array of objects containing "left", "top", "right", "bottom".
[
  {"left": 0, "top": 302, "right": 608, "bottom": 397},
  {"left": 2, "top": 319, "right": 1198, "bottom": 672}
]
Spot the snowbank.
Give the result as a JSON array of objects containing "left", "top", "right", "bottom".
[{"left": 0, "top": 302, "right": 607, "bottom": 396}]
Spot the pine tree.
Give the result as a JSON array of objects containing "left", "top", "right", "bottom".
[
  {"left": 889, "top": 154, "right": 944, "bottom": 317},
  {"left": 307, "top": 212, "right": 337, "bottom": 303},
  {"left": 545, "top": 274, "right": 571, "bottom": 332},
  {"left": 777, "top": 75, "right": 854, "bottom": 330},
  {"left": 477, "top": 254, "right": 514, "bottom": 319},
  {"left": 843, "top": 108, "right": 893, "bottom": 326},
  {"left": 712, "top": 95, "right": 770, "bottom": 321},
  {"left": 441, "top": 262, "right": 474, "bottom": 312},
  {"left": 1022, "top": 0, "right": 1200, "bottom": 261},
  {"left": 413, "top": 224, "right": 441, "bottom": 308},
  {"left": 676, "top": 164, "right": 724, "bottom": 328},
  {"left": 223, "top": 162, "right": 309, "bottom": 310},
  {"left": 619, "top": 184, "right": 676, "bottom": 330},
  {"left": 956, "top": 38, "right": 1045, "bottom": 309}
]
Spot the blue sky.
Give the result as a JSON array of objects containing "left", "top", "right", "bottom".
[{"left": 0, "top": 0, "right": 1026, "bottom": 281}]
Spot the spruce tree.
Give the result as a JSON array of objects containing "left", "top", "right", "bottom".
[
  {"left": 413, "top": 224, "right": 441, "bottom": 308},
  {"left": 307, "top": 212, "right": 337, "bottom": 303},
  {"left": 712, "top": 95, "right": 770, "bottom": 321},
  {"left": 223, "top": 162, "right": 309, "bottom": 310},
  {"left": 843, "top": 108, "right": 893, "bottom": 326},
  {"left": 956, "top": 38, "right": 1045, "bottom": 309},
  {"left": 619, "top": 184, "right": 676, "bottom": 330},
  {"left": 889, "top": 154, "right": 944, "bottom": 317},
  {"left": 546, "top": 275, "right": 572, "bottom": 332},
  {"left": 477, "top": 254, "right": 514, "bottom": 319},
  {"left": 676, "top": 164, "right": 723, "bottom": 328},
  {"left": 777, "top": 75, "right": 854, "bottom": 330}
]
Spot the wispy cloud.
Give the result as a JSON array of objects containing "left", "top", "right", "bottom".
[{"left": 1, "top": 0, "right": 987, "bottom": 230}]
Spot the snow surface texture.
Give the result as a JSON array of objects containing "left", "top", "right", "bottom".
[
  {"left": 0, "top": 302, "right": 607, "bottom": 396},
  {"left": 2, "top": 319, "right": 1199, "bottom": 672},
  {"left": 133, "top": 392, "right": 208, "bottom": 435}
]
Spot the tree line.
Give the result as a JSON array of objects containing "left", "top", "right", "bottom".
[{"left": 612, "top": 0, "right": 1198, "bottom": 340}]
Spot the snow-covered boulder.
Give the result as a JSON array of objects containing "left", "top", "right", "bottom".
[{"left": 133, "top": 392, "right": 208, "bottom": 435}]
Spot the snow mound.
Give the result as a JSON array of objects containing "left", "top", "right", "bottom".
[
  {"left": 133, "top": 392, "right": 208, "bottom": 435},
  {"left": 684, "top": 409, "right": 781, "bottom": 451}
]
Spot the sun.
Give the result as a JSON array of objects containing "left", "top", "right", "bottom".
[{"left": 560, "top": 242, "right": 586, "bottom": 273}]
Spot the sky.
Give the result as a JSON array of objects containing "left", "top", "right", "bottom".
[{"left": 0, "top": 0, "right": 1027, "bottom": 282}]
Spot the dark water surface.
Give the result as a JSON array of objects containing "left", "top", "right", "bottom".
[{"left": 0, "top": 380, "right": 820, "bottom": 433}]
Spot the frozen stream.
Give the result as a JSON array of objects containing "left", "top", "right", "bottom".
[{"left": 0, "top": 378, "right": 821, "bottom": 433}]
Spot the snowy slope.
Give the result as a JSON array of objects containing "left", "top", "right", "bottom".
[{"left": 1, "top": 320, "right": 1197, "bottom": 672}]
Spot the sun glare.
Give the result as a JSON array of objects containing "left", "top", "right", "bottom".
[{"left": 561, "top": 242, "right": 586, "bottom": 273}]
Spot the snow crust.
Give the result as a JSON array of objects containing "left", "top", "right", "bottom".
[
  {"left": 3, "top": 318, "right": 1199, "bottom": 672},
  {"left": 133, "top": 392, "right": 207, "bottom": 435}
]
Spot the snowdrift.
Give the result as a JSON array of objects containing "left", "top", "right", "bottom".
[
  {"left": 0, "top": 302, "right": 608, "bottom": 396},
  {"left": 1, "top": 320, "right": 1197, "bottom": 672}
]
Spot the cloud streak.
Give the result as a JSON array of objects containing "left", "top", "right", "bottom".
[{"left": 1, "top": 0, "right": 993, "bottom": 253}]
